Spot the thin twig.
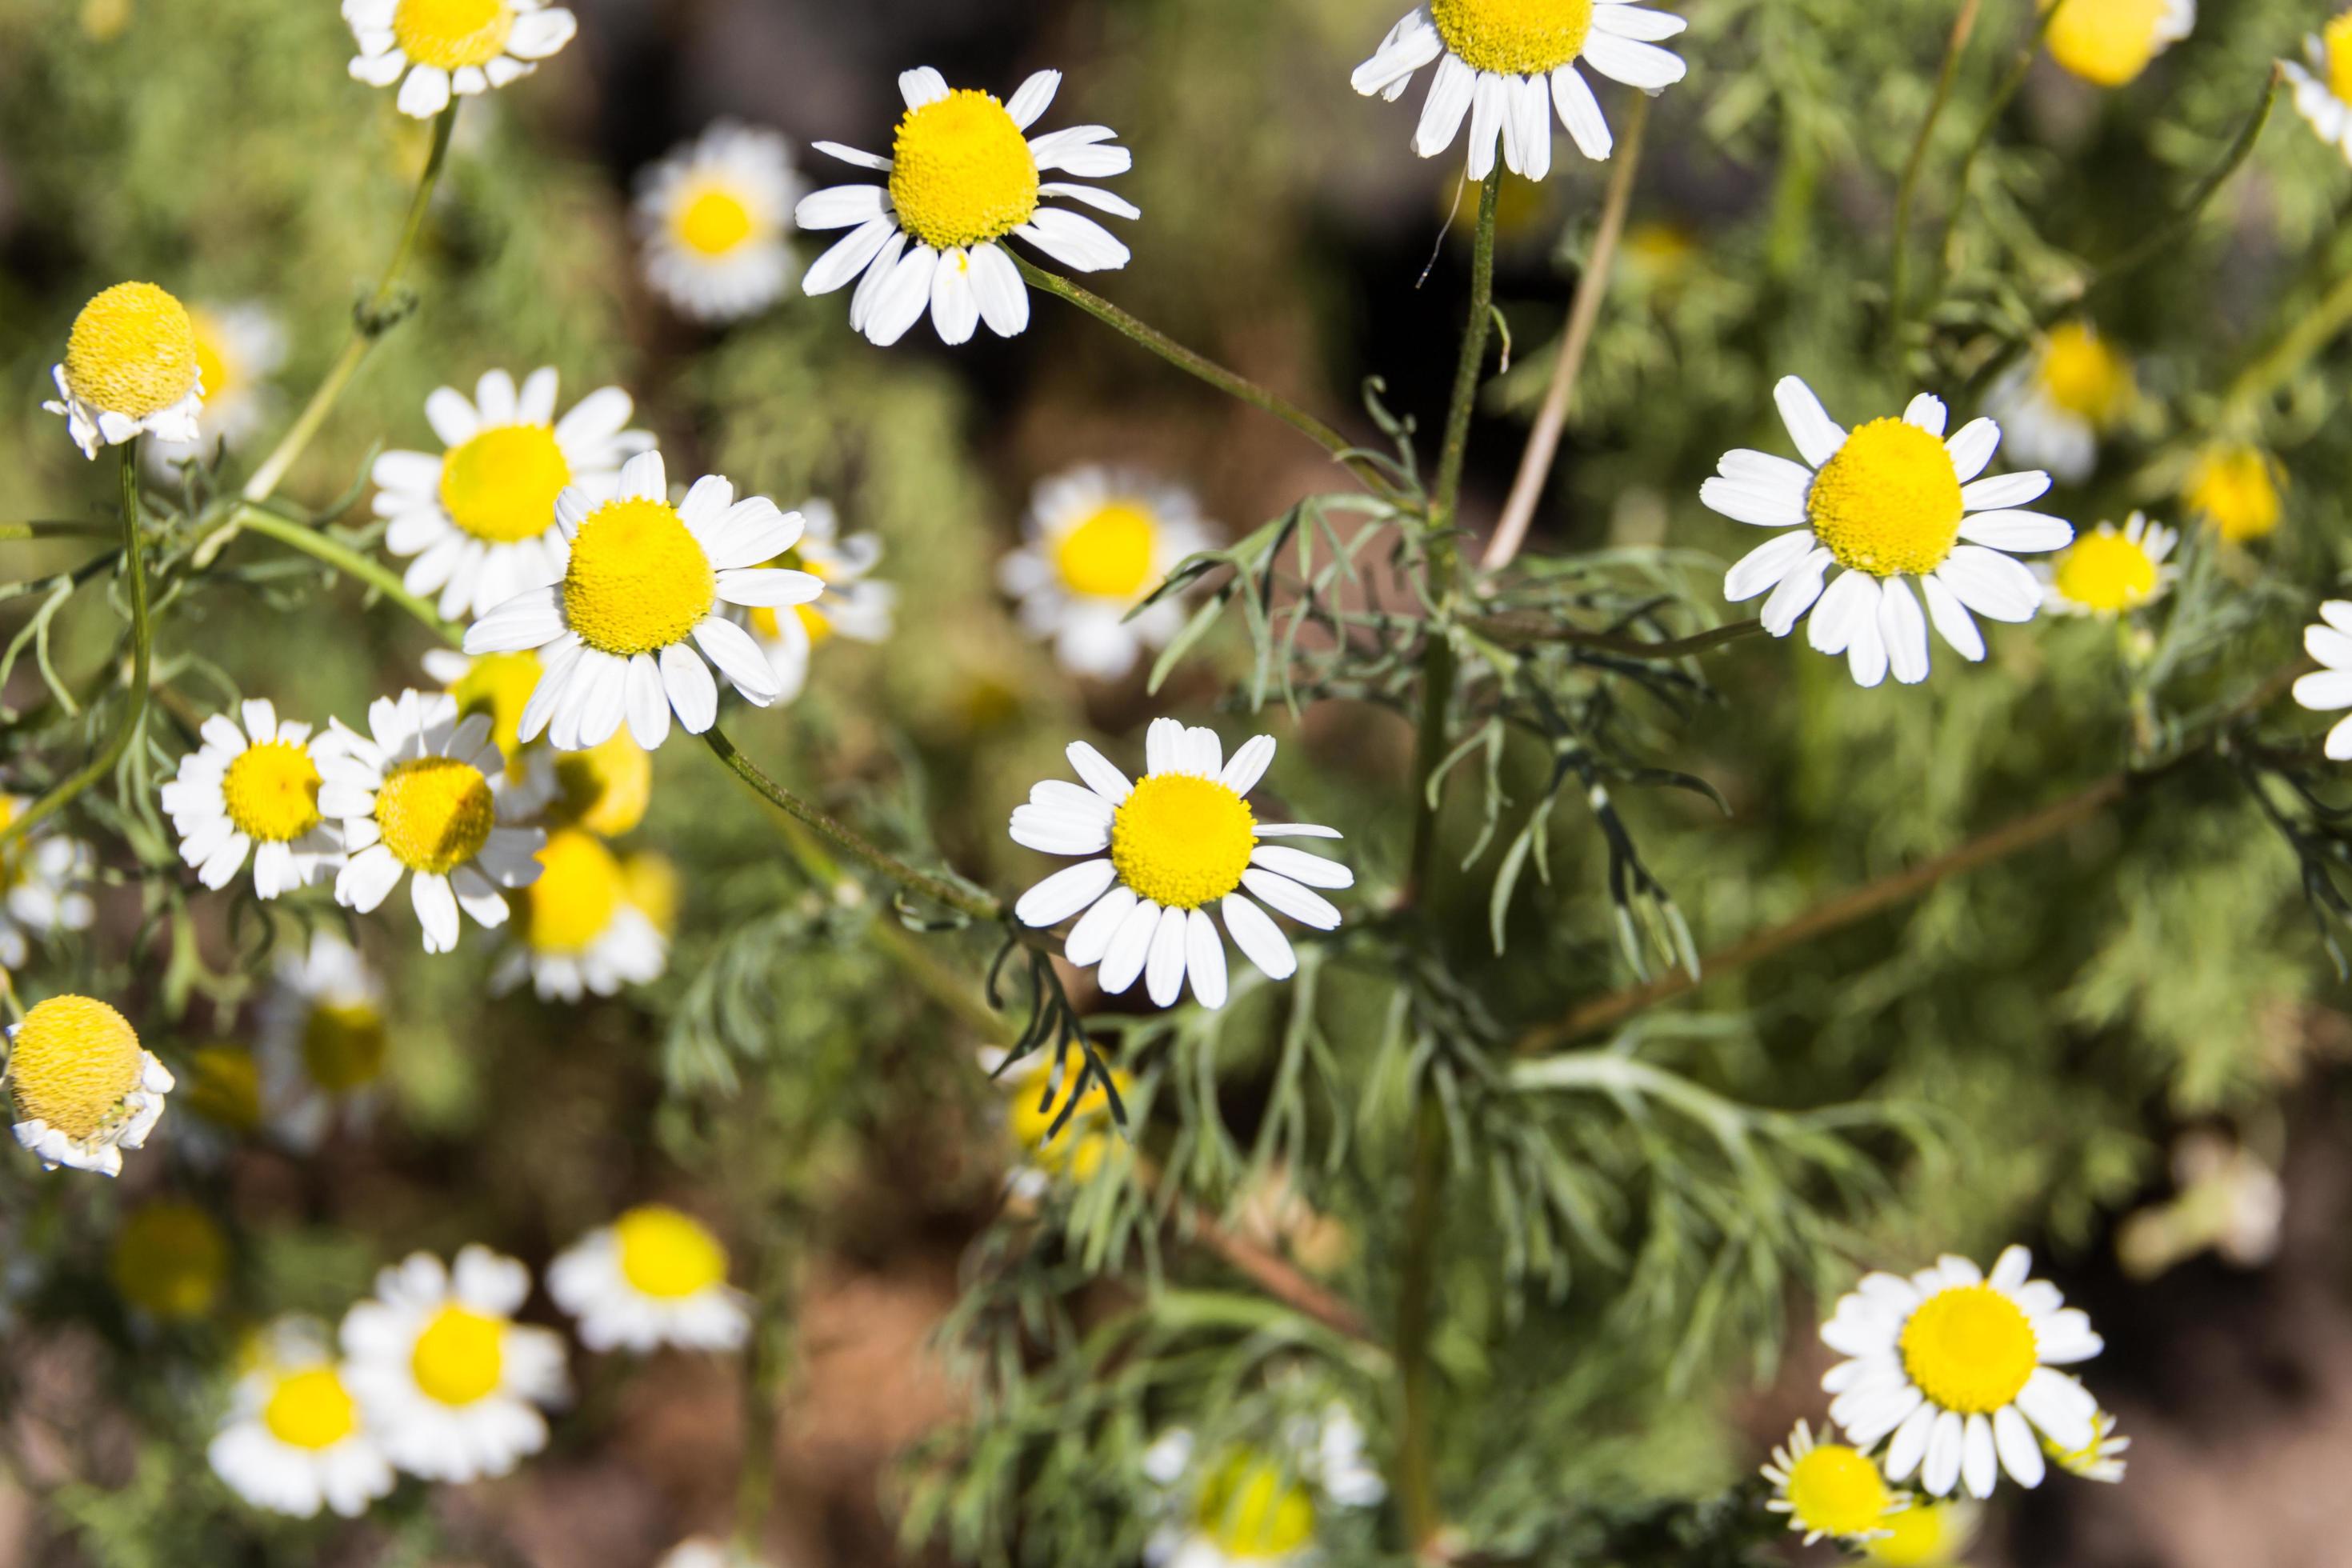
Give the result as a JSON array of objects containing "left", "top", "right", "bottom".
[
  {"left": 228, "top": 503, "right": 462, "bottom": 642},
  {"left": 1888, "top": 0, "right": 1983, "bottom": 348}
]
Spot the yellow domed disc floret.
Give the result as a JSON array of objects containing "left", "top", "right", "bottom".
[
  {"left": 614, "top": 1205, "right": 729, "bottom": 1299},
  {"left": 392, "top": 0, "right": 514, "bottom": 70},
  {"left": 2035, "top": 323, "right": 2132, "bottom": 425},
  {"left": 2184, "top": 443, "right": 2282, "bottom": 543},
  {"left": 1430, "top": 0, "right": 1595, "bottom": 77},
  {"left": 410, "top": 1305, "right": 505, "bottom": 1406},
  {"left": 1783, "top": 1442, "right": 1896, "bottom": 1541},
  {"left": 63, "top": 282, "right": 200, "bottom": 418},
  {"left": 1110, "top": 774, "right": 1257, "bottom": 910},
  {"left": 438, "top": 426, "right": 573, "bottom": 546},
  {"left": 264, "top": 1366, "right": 362, "bottom": 1450},
  {"left": 552, "top": 732, "right": 652, "bottom": 836},
  {"left": 8, "top": 995, "right": 143, "bottom": 1141},
  {"left": 1900, "top": 1283, "right": 2038, "bottom": 1414},
  {"left": 674, "top": 185, "right": 756, "bottom": 257},
  {"left": 1194, "top": 1448, "right": 1317, "bottom": 1559},
  {"left": 446, "top": 650, "right": 543, "bottom": 761},
  {"left": 303, "top": 1002, "right": 389, "bottom": 1094},
  {"left": 523, "top": 829, "right": 623, "bottom": 955},
  {"left": 888, "top": 90, "right": 1042, "bottom": 252},
  {"left": 1054, "top": 502, "right": 1159, "bottom": 598},
  {"left": 2052, "top": 530, "right": 2158, "bottom": 614},
  {"left": 373, "top": 756, "right": 496, "bottom": 875},
  {"left": 2329, "top": 13, "right": 2352, "bottom": 105},
  {"left": 562, "top": 498, "right": 717, "bottom": 657},
  {"left": 222, "top": 742, "right": 323, "bottom": 843},
  {"left": 1806, "top": 418, "right": 1965, "bottom": 578},
  {"left": 2043, "top": 0, "right": 2176, "bottom": 87}
]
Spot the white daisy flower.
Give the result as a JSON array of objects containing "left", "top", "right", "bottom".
[
  {"left": 317, "top": 690, "right": 545, "bottom": 954},
  {"left": 5, "top": 994, "right": 174, "bottom": 1177},
  {"left": 2036, "top": 513, "right": 2175, "bottom": 618},
  {"left": 43, "top": 282, "right": 204, "bottom": 459},
  {"left": 1704, "top": 378, "right": 2073, "bottom": 687},
  {"left": 1142, "top": 1407, "right": 1384, "bottom": 1567},
  {"left": 637, "top": 122, "right": 806, "bottom": 322},
  {"left": 462, "top": 451, "right": 820, "bottom": 751},
  {"left": 999, "top": 467, "right": 1215, "bottom": 680},
  {"left": 371, "top": 368, "right": 654, "bottom": 622},
  {"left": 2293, "top": 601, "right": 2352, "bottom": 760},
  {"left": 1821, "top": 1246, "right": 2106, "bottom": 1500},
  {"left": 208, "top": 1318, "right": 396, "bottom": 1519},
  {"left": 255, "top": 932, "right": 391, "bottom": 1153},
  {"left": 796, "top": 66, "right": 1138, "bottom": 347},
  {"left": 2046, "top": 1403, "right": 2129, "bottom": 1483},
  {"left": 741, "top": 499, "right": 894, "bottom": 704},
  {"left": 981, "top": 1044, "right": 1134, "bottom": 1201},
  {"left": 1010, "top": 719, "right": 1352, "bottom": 1010},
  {"left": 546, "top": 1204, "right": 750, "bottom": 1354},
  {"left": 489, "top": 827, "right": 666, "bottom": 1001},
  {"left": 146, "top": 303, "right": 286, "bottom": 472},
  {"left": 0, "top": 794, "right": 96, "bottom": 971},
  {"left": 342, "top": 0, "right": 578, "bottom": 119},
  {"left": 1350, "top": 0, "right": 1688, "bottom": 178},
  {"left": 340, "top": 1245, "right": 569, "bottom": 1482},
  {"left": 159, "top": 699, "right": 344, "bottom": 900},
  {"left": 1760, "top": 1419, "right": 1903, "bottom": 1546},
  {"left": 1985, "top": 322, "right": 2134, "bottom": 485},
  {"left": 2043, "top": 0, "right": 2195, "bottom": 88},
  {"left": 2286, "top": 13, "right": 2352, "bottom": 162}
]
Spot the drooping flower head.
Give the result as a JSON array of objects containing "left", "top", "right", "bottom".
[
  {"left": 343, "top": 0, "right": 577, "bottom": 118},
  {"left": 2037, "top": 513, "right": 2175, "bottom": 618},
  {"left": 161, "top": 699, "right": 344, "bottom": 900},
  {"left": 637, "top": 122, "right": 806, "bottom": 322},
  {"left": 547, "top": 1203, "right": 750, "bottom": 1354},
  {"left": 2286, "top": 11, "right": 2352, "bottom": 162},
  {"left": 490, "top": 827, "right": 667, "bottom": 1001},
  {"left": 2042, "top": 0, "right": 2195, "bottom": 88},
  {"left": 738, "top": 500, "right": 894, "bottom": 704},
  {"left": 6, "top": 994, "right": 175, "bottom": 1175},
  {"left": 1760, "top": 1420, "right": 1904, "bottom": 1546},
  {"left": 1986, "top": 322, "right": 2134, "bottom": 484},
  {"left": 209, "top": 1318, "right": 396, "bottom": 1519},
  {"left": 999, "top": 467, "right": 1215, "bottom": 680},
  {"left": 44, "top": 282, "right": 205, "bottom": 458},
  {"left": 2046, "top": 1402, "right": 2129, "bottom": 1482}
]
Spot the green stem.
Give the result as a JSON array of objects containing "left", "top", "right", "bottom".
[
  {"left": 0, "top": 521, "right": 118, "bottom": 542},
  {"left": 0, "top": 446, "right": 152, "bottom": 851},
  {"left": 229, "top": 504, "right": 462, "bottom": 643},
  {"left": 1394, "top": 1092, "right": 1449, "bottom": 1558},
  {"left": 1428, "top": 173, "right": 1503, "bottom": 541},
  {"left": 1930, "top": 1, "right": 2059, "bottom": 285},
  {"left": 1889, "top": 0, "right": 1982, "bottom": 352}
]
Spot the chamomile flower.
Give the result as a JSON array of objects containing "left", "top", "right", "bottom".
[
  {"left": 982, "top": 1045, "right": 1134, "bottom": 1201},
  {"left": 1011, "top": 720, "right": 1351, "bottom": 1010},
  {"left": 342, "top": 0, "right": 578, "bottom": 119},
  {"left": 490, "top": 828, "right": 666, "bottom": 1001},
  {"left": 2046, "top": 1404, "right": 2129, "bottom": 1482},
  {"left": 1986, "top": 322, "right": 2134, "bottom": 484},
  {"left": 1761, "top": 1421, "right": 1903, "bottom": 1546},
  {"left": 161, "top": 700, "right": 343, "bottom": 899},
  {"left": 1706, "top": 378, "right": 2072, "bottom": 687},
  {"left": 1863, "top": 1499, "right": 1981, "bottom": 1566},
  {"left": 146, "top": 304, "right": 286, "bottom": 471},
  {"left": 0, "top": 795, "right": 96, "bottom": 971},
  {"left": 2183, "top": 441, "right": 2284, "bottom": 542},
  {"left": 318, "top": 690, "right": 544, "bottom": 954},
  {"left": 256, "top": 932, "right": 390, "bottom": 1150},
  {"left": 340, "top": 1246, "right": 569, "bottom": 1482},
  {"left": 6, "top": 994, "right": 174, "bottom": 1176},
  {"left": 422, "top": 646, "right": 542, "bottom": 776},
  {"left": 742, "top": 500, "right": 894, "bottom": 703},
  {"left": 1142, "top": 1409, "right": 1384, "bottom": 1567},
  {"left": 372, "top": 368, "right": 653, "bottom": 621},
  {"left": 637, "top": 122, "right": 805, "bottom": 322},
  {"left": 43, "top": 282, "right": 204, "bottom": 458},
  {"left": 2042, "top": 0, "right": 2196, "bottom": 88},
  {"left": 209, "top": 1318, "right": 396, "bottom": 1519},
  {"left": 999, "top": 467, "right": 1214, "bottom": 680},
  {"left": 1350, "top": 0, "right": 1688, "bottom": 178},
  {"left": 546, "top": 1204, "right": 749, "bottom": 1354},
  {"left": 517, "top": 732, "right": 654, "bottom": 836},
  {"left": 2286, "top": 12, "right": 2352, "bottom": 161},
  {"left": 797, "top": 67, "right": 1137, "bottom": 347},
  {"left": 2293, "top": 602, "right": 2352, "bottom": 760},
  {"left": 1822, "top": 1246, "right": 2105, "bottom": 1499},
  {"left": 2037, "top": 514, "right": 2175, "bottom": 618},
  {"left": 463, "top": 451, "right": 818, "bottom": 750}
]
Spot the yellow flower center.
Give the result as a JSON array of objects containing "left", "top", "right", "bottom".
[
  {"left": 552, "top": 732, "right": 653, "bottom": 837},
  {"left": 1783, "top": 1442, "right": 1895, "bottom": 1542},
  {"left": 622, "top": 852, "right": 681, "bottom": 936},
  {"left": 1429, "top": 0, "right": 1595, "bottom": 76},
  {"left": 2035, "top": 322, "right": 2132, "bottom": 423},
  {"left": 446, "top": 650, "right": 544, "bottom": 761},
  {"left": 1194, "top": 1449, "right": 1317, "bottom": 1559},
  {"left": 2043, "top": 0, "right": 2175, "bottom": 87},
  {"left": 750, "top": 602, "right": 834, "bottom": 644},
  {"left": 2052, "top": 530, "right": 2158, "bottom": 614},
  {"left": 674, "top": 185, "right": 757, "bottom": 257},
  {"left": 1806, "top": 418, "right": 1965, "bottom": 578},
  {"left": 373, "top": 755, "right": 495, "bottom": 876},
  {"left": 222, "top": 740, "right": 323, "bottom": 843},
  {"left": 614, "top": 1204, "right": 730, "bottom": 1299},
  {"left": 1900, "top": 1283, "right": 2038, "bottom": 1415},
  {"left": 263, "top": 1366, "right": 362, "bottom": 1450},
  {"left": 523, "top": 829, "right": 624, "bottom": 955},
  {"left": 563, "top": 498, "right": 716, "bottom": 657},
  {"left": 7, "top": 994, "right": 143, "bottom": 1142},
  {"left": 2184, "top": 443, "right": 2282, "bottom": 542},
  {"left": 1008, "top": 1064, "right": 1133, "bottom": 1180},
  {"left": 1865, "top": 1500, "right": 1969, "bottom": 1566},
  {"left": 302, "top": 1002, "right": 389, "bottom": 1094},
  {"left": 0, "top": 797, "right": 20, "bottom": 891},
  {"left": 2330, "top": 14, "right": 2352, "bottom": 104},
  {"left": 110, "top": 1201, "right": 227, "bottom": 1321},
  {"left": 63, "top": 282, "right": 200, "bottom": 418},
  {"left": 2043, "top": 1409, "right": 2116, "bottom": 1471},
  {"left": 438, "top": 424, "right": 573, "bottom": 546},
  {"left": 888, "top": 90, "right": 1042, "bottom": 251},
  {"left": 186, "top": 1042, "right": 262, "bottom": 1131},
  {"left": 1054, "top": 502, "right": 1160, "bottom": 599},
  {"left": 190, "top": 312, "right": 238, "bottom": 403},
  {"left": 391, "top": 0, "right": 514, "bottom": 70},
  {"left": 1110, "top": 774, "right": 1257, "bottom": 911},
  {"left": 410, "top": 1305, "right": 506, "bottom": 1406}
]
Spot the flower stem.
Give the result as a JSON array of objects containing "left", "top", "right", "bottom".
[
  {"left": 1930, "top": 2, "right": 2061, "bottom": 286},
  {"left": 1888, "top": 0, "right": 1982, "bottom": 353},
  {"left": 0, "top": 521, "right": 118, "bottom": 543},
  {"left": 1394, "top": 1091, "right": 1449, "bottom": 1559},
  {"left": 227, "top": 503, "right": 462, "bottom": 644},
  {"left": 0, "top": 445, "right": 152, "bottom": 851}
]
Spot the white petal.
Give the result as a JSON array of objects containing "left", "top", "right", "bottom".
[
  {"left": 967, "top": 242, "right": 1031, "bottom": 337},
  {"left": 396, "top": 63, "right": 451, "bottom": 118},
  {"left": 691, "top": 616, "right": 783, "bottom": 703},
  {"left": 1550, "top": 64, "right": 1612, "bottom": 160},
  {"left": 1700, "top": 477, "right": 1809, "bottom": 528},
  {"left": 1015, "top": 209, "right": 1131, "bottom": 274},
  {"left": 1144, "top": 904, "right": 1190, "bottom": 1006},
  {"left": 1239, "top": 868, "right": 1342, "bottom": 930},
  {"left": 1807, "top": 569, "right": 1878, "bottom": 655},
  {"left": 1878, "top": 576, "right": 1931, "bottom": 686},
  {"left": 930, "top": 249, "right": 981, "bottom": 346},
  {"left": 1415, "top": 54, "right": 1478, "bottom": 158},
  {"left": 1934, "top": 546, "right": 2042, "bottom": 623},
  {"left": 1185, "top": 908, "right": 1228, "bottom": 1009},
  {"left": 1063, "top": 885, "right": 1137, "bottom": 967},
  {"left": 1725, "top": 530, "right": 1817, "bottom": 601},
  {"left": 659, "top": 642, "right": 718, "bottom": 733},
  {"left": 1946, "top": 418, "right": 2001, "bottom": 482},
  {"left": 623, "top": 654, "right": 670, "bottom": 749},
  {"left": 1774, "top": 377, "right": 1847, "bottom": 467},
  {"left": 864, "top": 245, "right": 941, "bottom": 347},
  {"left": 1921, "top": 573, "right": 1986, "bottom": 661},
  {"left": 1014, "top": 858, "right": 1118, "bottom": 928},
  {"left": 1220, "top": 734, "right": 1276, "bottom": 795},
  {"left": 1066, "top": 742, "right": 1134, "bottom": 805},
  {"left": 1903, "top": 393, "right": 1949, "bottom": 436},
  {"left": 1250, "top": 844, "right": 1353, "bottom": 890},
  {"left": 795, "top": 184, "right": 887, "bottom": 230},
  {"left": 1961, "top": 1414, "right": 1998, "bottom": 1500},
  {"left": 898, "top": 67, "right": 950, "bottom": 109},
  {"left": 1759, "top": 547, "right": 1834, "bottom": 635},
  {"left": 1958, "top": 510, "right": 2074, "bottom": 553},
  {"left": 1004, "top": 69, "right": 1061, "bottom": 130},
  {"left": 1994, "top": 1406, "right": 2046, "bottom": 1489},
  {"left": 1922, "top": 1410, "right": 1966, "bottom": 1498},
  {"left": 1221, "top": 894, "right": 1296, "bottom": 981},
  {"left": 1098, "top": 898, "right": 1162, "bottom": 994},
  {"left": 804, "top": 216, "right": 898, "bottom": 296},
  {"left": 1961, "top": 470, "right": 2052, "bottom": 511},
  {"left": 1578, "top": 30, "right": 1686, "bottom": 91}
]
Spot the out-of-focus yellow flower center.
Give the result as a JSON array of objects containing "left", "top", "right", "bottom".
[
  {"left": 222, "top": 741, "right": 322, "bottom": 842},
  {"left": 1430, "top": 0, "right": 1594, "bottom": 76},
  {"left": 563, "top": 498, "right": 716, "bottom": 656},
  {"left": 1784, "top": 1442, "right": 1895, "bottom": 1542},
  {"left": 674, "top": 185, "right": 756, "bottom": 257},
  {"left": 1194, "top": 1449, "right": 1316, "bottom": 1559},
  {"left": 1111, "top": 774, "right": 1256, "bottom": 910},
  {"left": 2043, "top": 0, "right": 2174, "bottom": 87},
  {"left": 552, "top": 731, "right": 652, "bottom": 836},
  {"left": 523, "top": 829, "right": 622, "bottom": 954},
  {"left": 303, "top": 1002, "right": 389, "bottom": 1094},
  {"left": 614, "top": 1204, "right": 729, "bottom": 1298},
  {"left": 410, "top": 1305, "right": 505, "bottom": 1406},
  {"left": 110, "top": 1200, "right": 228, "bottom": 1320},
  {"left": 2043, "top": 1408, "right": 2120, "bottom": 1473},
  {"left": 622, "top": 852, "right": 680, "bottom": 936},
  {"left": 2329, "top": 14, "right": 2352, "bottom": 104},
  {"left": 889, "top": 90, "right": 1041, "bottom": 251},
  {"left": 0, "top": 796, "right": 21, "bottom": 890},
  {"left": 1008, "top": 1062, "right": 1131, "bottom": 1180},
  {"left": 751, "top": 602, "right": 834, "bottom": 644},
  {"left": 264, "top": 1365, "right": 362, "bottom": 1450},
  {"left": 1054, "top": 502, "right": 1159, "bottom": 599},
  {"left": 63, "top": 282, "right": 200, "bottom": 418},
  {"left": 2184, "top": 443, "right": 2282, "bottom": 542},
  {"left": 374, "top": 756, "right": 495, "bottom": 875},
  {"left": 7, "top": 995, "right": 142, "bottom": 1141},
  {"left": 439, "top": 424, "right": 572, "bottom": 546},
  {"left": 187, "top": 1042, "right": 262, "bottom": 1131},
  {"left": 2035, "top": 322, "right": 2133, "bottom": 424},
  {"left": 392, "top": 0, "right": 513, "bottom": 70},
  {"left": 190, "top": 312, "right": 238, "bottom": 404},
  {"left": 2052, "top": 529, "right": 2159, "bottom": 614},
  {"left": 1865, "top": 1498, "right": 1972, "bottom": 1566},
  {"left": 1806, "top": 418, "right": 1964, "bottom": 577},
  {"left": 1901, "top": 1283, "right": 2038, "bottom": 1414},
  {"left": 447, "top": 650, "right": 543, "bottom": 761}
]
